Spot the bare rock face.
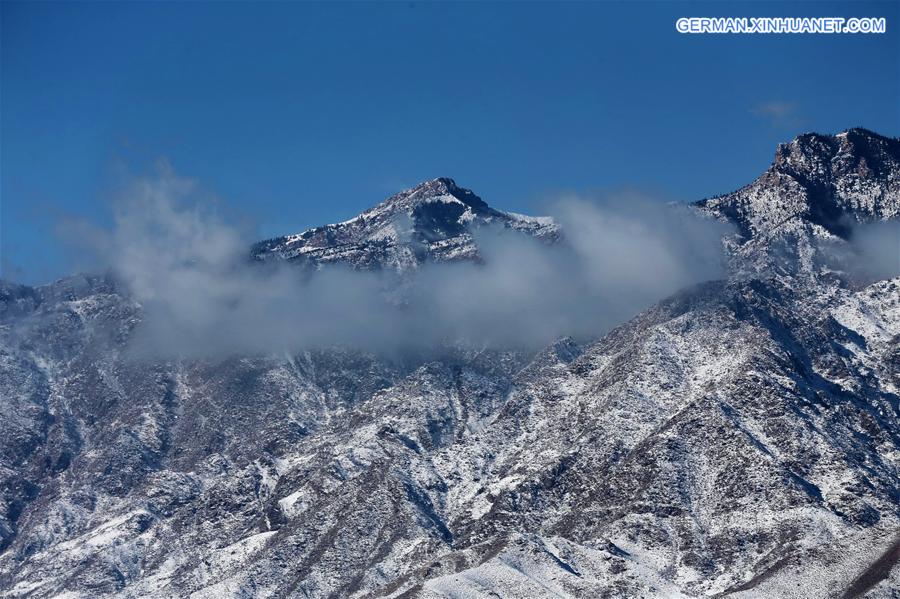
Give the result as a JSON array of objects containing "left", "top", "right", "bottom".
[{"left": 0, "top": 130, "right": 898, "bottom": 598}]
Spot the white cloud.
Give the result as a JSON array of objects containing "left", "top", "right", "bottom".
[
  {"left": 68, "top": 170, "right": 734, "bottom": 357},
  {"left": 750, "top": 101, "right": 802, "bottom": 128}
]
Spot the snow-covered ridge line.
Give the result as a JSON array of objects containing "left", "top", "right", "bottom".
[{"left": 250, "top": 177, "right": 559, "bottom": 269}]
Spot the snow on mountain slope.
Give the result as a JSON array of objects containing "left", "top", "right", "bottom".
[
  {"left": 0, "top": 129, "right": 898, "bottom": 598},
  {"left": 696, "top": 128, "right": 899, "bottom": 276},
  {"left": 697, "top": 128, "right": 899, "bottom": 238},
  {"left": 251, "top": 177, "right": 559, "bottom": 271}
]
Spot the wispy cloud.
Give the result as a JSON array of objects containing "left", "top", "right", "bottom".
[
  {"left": 60, "top": 169, "right": 733, "bottom": 358},
  {"left": 750, "top": 101, "right": 803, "bottom": 128}
]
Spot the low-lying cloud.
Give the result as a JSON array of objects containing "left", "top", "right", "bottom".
[
  {"left": 73, "top": 172, "right": 738, "bottom": 357},
  {"left": 845, "top": 220, "right": 900, "bottom": 282}
]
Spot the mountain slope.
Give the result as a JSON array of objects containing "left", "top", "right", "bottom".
[{"left": 0, "top": 129, "right": 898, "bottom": 598}]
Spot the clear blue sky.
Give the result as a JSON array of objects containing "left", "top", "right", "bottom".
[{"left": 2, "top": 1, "right": 898, "bottom": 283}]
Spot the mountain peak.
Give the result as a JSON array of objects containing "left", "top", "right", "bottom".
[
  {"left": 395, "top": 177, "right": 459, "bottom": 202},
  {"left": 408, "top": 177, "right": 460, "bottom": 195},
  {"left": 838, "top": 126, "right": 890, "bottom": 140},
  {"left": 368, "top": 177, "right": 492, "bottom": 218},
  {"left": 697, "top": 127, "right": 900, "bottom": 242},
  {"left": 251, "top": 178, "right": 557, "bottom": 269},
  {"left": 773, "top": 128, "right": 900, "bottom": 178}
]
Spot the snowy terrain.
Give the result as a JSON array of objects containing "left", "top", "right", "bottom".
[{"left": 0, "top": 128, "right": 898, "bottom": 598}]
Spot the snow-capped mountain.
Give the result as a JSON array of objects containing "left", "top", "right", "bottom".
[
  {"left": 0, "top": 129, "right": 898, "bottom": 598},
  {"left": 251, "top": 177, "right": 558, "bottom": 270},
  {"left": 698, "top": 129, "right": 899, "bottom": 238},
  {"left": 696, "top": 128, "right": 900, "bottom": 276}
]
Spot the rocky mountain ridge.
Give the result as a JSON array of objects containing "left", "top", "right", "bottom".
[
  {"left": 250, "top": 177, "right": 558, "bottom": 271},
  {"left": 697, "top": 128, "right": 899, "bottom": 238},
  {"left": 696, "top": 128, "right": 899, "bottom": 276}
]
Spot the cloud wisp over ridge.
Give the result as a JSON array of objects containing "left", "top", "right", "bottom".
[{"left": 65, "top": 171, "right": 738, "bottom": 357}]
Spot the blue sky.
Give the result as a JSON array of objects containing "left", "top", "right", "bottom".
[{"left": 2, "top": 0, "right": 898, "bottom": 284}]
